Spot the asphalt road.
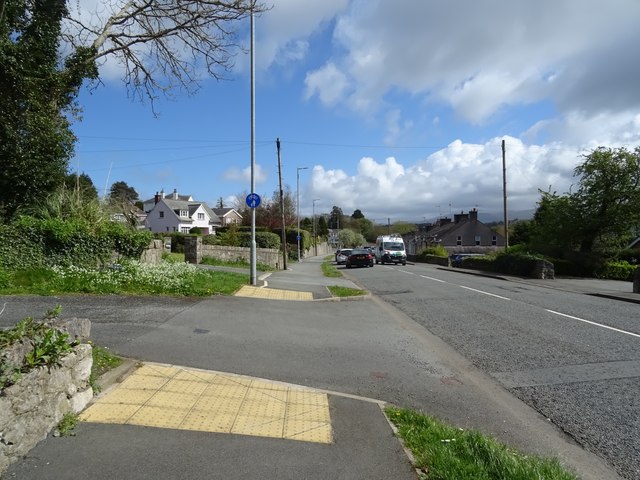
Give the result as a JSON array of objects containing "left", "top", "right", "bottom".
[
  {"left": 342, "top": 262, "right": 640, "bottom": 480},
  {"left": 0, "top": 285, "right": 623, "bottom": 480}
]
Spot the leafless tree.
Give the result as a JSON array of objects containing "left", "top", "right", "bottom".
[{"left": 62, "top": 0, "right": 268, "bottom": 107}]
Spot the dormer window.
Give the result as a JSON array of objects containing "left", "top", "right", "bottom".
[{"left": 180, "top": 210, "right": 188, "bottom": 217}]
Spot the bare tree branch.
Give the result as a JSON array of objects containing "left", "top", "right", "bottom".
[{"left": 63, "top": 0, "right": 268, "bottom": 108}]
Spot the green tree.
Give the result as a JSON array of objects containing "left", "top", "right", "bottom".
[
  {"left": 530, "top": 146, "right": 640, "bottom": 257},
  {"left": 338, "top": 229, "right": 357, "bottom": 248},
  {"left": 317, "top": 215, "right": 328, "bottom": 236},
  {"left": 329, "top": 206, "right": 344, "bottom": 229},
  {"left": 64, "top": 172, "right": 98, "bottom": 201},
  {"left": 109, "top": 181, "right": 139, "bottom": 205},
  {"left": 301, "top": 217, "right": 312, "bottom": 232},
  {"left": 530, "top": 191, "right": 581, "bottom": 255},
  {"left": 1, "top": 1, "right": 265, "bottom": 223},
  {"left": 0, "top": 0, "right": 96, "bottom": 221},
  {"left": 391, "top": 221, "right": 416, "bottom": 235},
  {"left": 572, "top": 146, "right": 640, "bottom": 252},
  {"left": 509, "top": 219, "right": 534, "bottom": 246},
  {"left": 216, "top": 197, "right": 225, "bottom": 208},
  {"left": 351, "top": 209, "right": 364, "bottom": 219}
]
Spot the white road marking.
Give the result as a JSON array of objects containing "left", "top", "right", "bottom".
[
  {"left": 459, "top": 285, "right": 511, "bottom": 300},
  {"left": 419, "top": 275, "right": 447, "bottom": 283},
  {"left": 397, "top": 270, "right": 416, "bottom": 275},
  {"left": 546, "top": 309, "right": 640, "bottom": 338}
]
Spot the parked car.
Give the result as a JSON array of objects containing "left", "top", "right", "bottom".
[
  {"left": 336, "top": 249, "right": 352, "bottom": 264},
  {"left": 346, "top": 248, "right": 374, "bottom": 268}
]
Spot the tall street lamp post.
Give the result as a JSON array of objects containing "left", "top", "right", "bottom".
[
  {"left": 312, "top": 198, "right": 320, "bottom": 256},
  {"left": 296, "top": 166, "right": 308, "bottom": 261}
]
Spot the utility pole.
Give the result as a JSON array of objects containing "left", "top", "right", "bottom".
[
  {"left": 276, "top": 138, "right": 287, "bottom": 270},
  {"left": 313, "top": 199, "right": 320, "bottom": 256},
  {"left": 296, "top": 166, "right": 308, "bottom": 261},
  {"left": 502, "top": 139, "right": 509, "bottom": 251}
]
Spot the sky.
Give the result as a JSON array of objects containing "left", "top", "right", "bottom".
[{"left": 69, "top": 0, "right": 640, "bottom": 224}]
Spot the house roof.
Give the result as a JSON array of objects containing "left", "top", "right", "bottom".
[
  {"left": 213, "top": 207, "right": 242, "bottom": 218},
  {"left": 161, "top": 198, "right": 221, "bottom": 224}
]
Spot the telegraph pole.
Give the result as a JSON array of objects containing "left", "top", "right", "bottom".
[
  {"left": 502, "top": 139, "right": 509, "bottom": 251},
  {"left": 276, "top": 138, "right": 287, "bottom": 270}
]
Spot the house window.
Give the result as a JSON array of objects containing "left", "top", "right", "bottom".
[
  {"left": 159, "top": 211, "right": 164, "bottom": 218},
  {"left": 180, "top": 210, "right": 188, "bottom": 217},
  {"left": 165, "top": 227, "right": 169, "bottom": 232},
  {"left": 181, "top": 227, "right": 190, "bottom": 233},
  {"left": 475, "top": 235, "right": 481, "bottom": 246},
  {"left": 456, "top": 235, "right": 462, "bottom": 246},
  {"left": 492, "top": 235, "right": 497, "bottom": 246},
  {"left": 198, "top": 213, "right": 204, "bottom": 220}
]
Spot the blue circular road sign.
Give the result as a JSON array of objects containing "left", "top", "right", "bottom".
[{"left": 246, "top": 193, "right": 261, "bottom": 209}]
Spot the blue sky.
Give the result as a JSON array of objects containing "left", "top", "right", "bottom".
[{"left": 69, "top": 0, "right": 640, "bottom": 223}]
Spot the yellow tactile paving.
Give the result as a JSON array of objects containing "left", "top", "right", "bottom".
[
  {"left": 79, "top": 363, "right": 332, "bottom": 444},
  {"left": 235, "top": 285, "right": 313, "bottom": 301}
]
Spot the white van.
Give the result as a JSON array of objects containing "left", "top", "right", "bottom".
[{"left": 375, "top": 234, "right": 407, "bottom": 265}]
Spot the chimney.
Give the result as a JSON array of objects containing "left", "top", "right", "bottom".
[
  {"left": 469, "top": 208, "right": 478, "bottom": 221},
  {"left": 454, "top": 212, "right": 469, "bottom": 223},
  {"left": 172, "top": 188, "right": 178, "bottom": 200},
  {"left": 154, "top": 192, "right": 160, "bottom": 204}
]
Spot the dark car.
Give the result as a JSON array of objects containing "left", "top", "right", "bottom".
[{"left": 345, "top": 248, "right": 374, "bottom": 268}]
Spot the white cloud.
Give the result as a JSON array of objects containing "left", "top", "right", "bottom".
[
  {"left": 299, "top": 0, "right": 640, "bottom": 141},
  {"left": 307, "top": 136, "right": 592, "bottom": 221},
  {"left": 223, "top": 164, "right": 268, "bottom": 184},
  {"left": 304, "top": 63, "right": 350, "bottom": 106}
]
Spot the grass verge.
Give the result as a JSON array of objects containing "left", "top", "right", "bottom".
[
  {"left": 386, "top": 407, "right": 578, "bottom": 480},
  {"left": 322, "top": 257, "right": 342, "bottom": 278},
  {"left": 327, "top": 285, "right": 367, "bottom": 297}
]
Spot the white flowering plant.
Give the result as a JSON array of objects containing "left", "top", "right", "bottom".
[{"left": 2, "top": 260, "right": 248, "bottom": 296}]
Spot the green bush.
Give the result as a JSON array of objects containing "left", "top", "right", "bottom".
[
  {"left": 418, "top": 244, "right": 449, "bottom": 258},
  {"left": 462, "top": 251, "right": 550, "bottom": 277},
  {"left": 237, "top": 231, "right": 280, "bottom": 249},
  {"left": 0, "top": 217, "right": 153, "bottom": 272},
  {"left": 0, "top": 222, "right": 46, "bottom": 270},
  {"left": 98, "top": 222, "right": 153, "bottom": 259},
  {"left": 595, "top": 261, "right": 637, "bottom": 281}
]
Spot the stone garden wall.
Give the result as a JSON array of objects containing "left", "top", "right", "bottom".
[{"left": 0, "top": 319, "right": 93, "bottom": 475}]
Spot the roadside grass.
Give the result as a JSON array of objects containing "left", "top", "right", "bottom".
[
  {"left": 322, "top": 257, "right": 342, "bottom": 277},
  {"left": 162, "top": 252, "right": 186, "bottom": 263},
  {"left": 0, "top": 261, "right": 249, "bottom": 296},
  {"left": 89, "top": 345, "right": 123, "bottom": 393},
  {"left": 386, "top": 407, "right": 578, "bottom": 480},
  {"left": 327, "top": 285, "right": 367, "bottom": 297}
]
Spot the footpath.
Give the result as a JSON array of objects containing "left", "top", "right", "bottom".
[{"left": 3, "top": 257, "right": 634, "bottom": 480}]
